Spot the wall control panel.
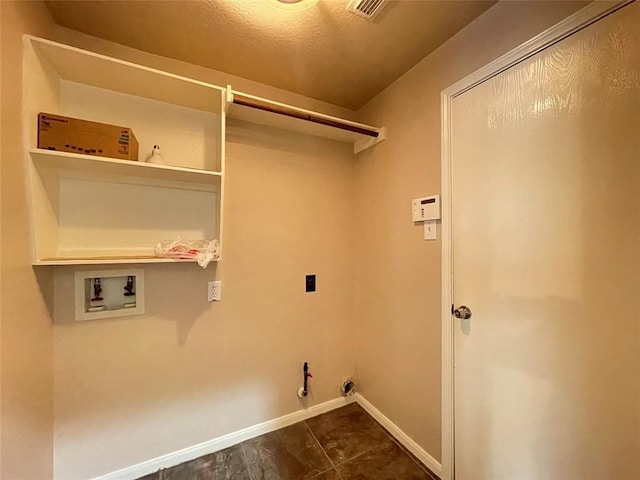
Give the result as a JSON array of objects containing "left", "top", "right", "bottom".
[{"left": 412, "top": 195, "right": 440, "bottom": 222}]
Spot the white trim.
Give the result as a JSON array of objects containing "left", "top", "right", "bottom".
[
  {"left": 440, "top": 81, "right": 454, "bottom": 480},
  {"left": 443, "top": 1, "right": 631, "bottom": 100},
  {"left": 92, "top": 396, "right": 355, "bottom": 480},
  {"left": 356, "top": 393, "right": 442, "bottom": 478},
  {"left": 439, "top": 2, "right": 630, "bottom": 480}
]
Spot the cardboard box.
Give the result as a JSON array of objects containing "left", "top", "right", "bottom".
[{"left": 38, "top": 113, "right": 139, "bottom": 161}]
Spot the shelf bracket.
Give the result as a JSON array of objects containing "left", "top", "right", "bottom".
[{"left": 354, "top": 126, "right": 387, "bottom": 154}]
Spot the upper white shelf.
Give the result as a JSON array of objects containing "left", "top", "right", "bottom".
[
  {"left": 26, "top": 36, "right": 386, "bottom": 153},
  {"left": 26, "top": 35, "right": 224, "bottom": 114},
  {"left": 226, "top": 89, "right": 386, "bottom": 154},
  {"left": 30, "top": 149, "right": 222, "bottom": 190}
]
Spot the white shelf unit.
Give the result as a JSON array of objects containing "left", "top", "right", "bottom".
[
  {"left": 22, "top": 36, "right": 387, "bottom": 266},
  {"left": 226, "top": 88, "right": 386, "bottom": 154},
  {"left": 23, "top": 36, "right": 226, "bottom": 266}
]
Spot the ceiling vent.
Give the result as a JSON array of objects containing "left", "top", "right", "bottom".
[{"left": 346, "top": 0, "right": 389, "bottom": 21}]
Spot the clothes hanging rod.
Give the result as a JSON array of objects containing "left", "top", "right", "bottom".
[{"left": 232, "top": 95, "right": 380, "bottom": 138}]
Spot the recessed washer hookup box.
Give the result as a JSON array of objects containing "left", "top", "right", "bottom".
[{"left": 38, "top": 112, "right": 139, "bottom": 161}]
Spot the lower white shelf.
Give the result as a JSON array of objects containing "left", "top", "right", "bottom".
[
  {"left": 27, "top": 149, "right": 222, "bottom": 266},
  {"left": 35, "top": 256, "right": 206, "bottom": 266}
]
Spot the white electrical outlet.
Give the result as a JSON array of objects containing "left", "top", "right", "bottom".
[
  {"left": 424, "top": 220, "right": 437, "bottom": 240},
  {"left": 208, "top": 281, "right": 222, "bottom": 302}
]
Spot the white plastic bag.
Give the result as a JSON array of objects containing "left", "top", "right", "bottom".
[{"left": 154, "top": 237, "right": 220, "bottom": 268}]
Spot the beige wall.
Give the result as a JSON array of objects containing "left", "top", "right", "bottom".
[
  {"left": 46, "top": 34, "right": 357, "bottom": 479},
  {"left": 0, "top": 2, "right": 57, "bottom": 479},
  {"left": 354, "top": 0, "right": 590, "bottom": 462},
  {"left": 1, "top": 1, "right": 605, "bottom": 478}
]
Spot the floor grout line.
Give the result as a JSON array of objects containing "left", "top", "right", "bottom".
[
  {"left": 308, "top": 466, "right": 339, "bottom": 480},
  {"left": 377, "top": 426, "right": 438, "bottom": 479},
  {"left": 239, "top": 441, "right": 254, "bottom": 480},
  {"left": 330, "top": 408, "right": 396, "bottom": 468},
  {"left": 366, "top": 407, "right": 436, "bottom": 479},
  {"left": 304, "top": 420, "right": 338, "bottom": 471},
  {"left": 308, "top": 403, "right": 400, "bottom": 471},
  {"left": 330, "top": 441, "right": 388, "bottom": 469}
]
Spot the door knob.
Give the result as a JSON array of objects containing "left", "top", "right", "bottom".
[{"left": 453, "top": 305, "right": 472, "bottom": 319}]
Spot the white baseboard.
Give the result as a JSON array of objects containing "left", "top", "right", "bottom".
[
  {"left": 93, "top": 396, "right": 356, "bottom": 480},
  {"left": 93, "top": 393, "right": 440, "bottom": 480},
  {"left": 355, "top": 393, "right": 442, "bottom": 478}
]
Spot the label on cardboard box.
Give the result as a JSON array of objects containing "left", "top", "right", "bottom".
[{"left": 38, "top": 113, "right": 139, "bottom": 161}]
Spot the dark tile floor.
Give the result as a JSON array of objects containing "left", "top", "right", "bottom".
[{"left": 139, "top": 403, "right": 438, "bottom": 480}]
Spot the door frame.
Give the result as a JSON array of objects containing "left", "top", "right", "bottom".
[{"left": 439, "top": 2, "right": 630, "bottom": 479}]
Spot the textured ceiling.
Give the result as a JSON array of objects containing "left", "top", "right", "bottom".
[{"left": 45, "top": 0, "right": 496, "bottom": 110}]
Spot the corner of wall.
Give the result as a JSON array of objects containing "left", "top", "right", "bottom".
[{"left": 1, "top": 1, "right": 57, "bottom": 479}]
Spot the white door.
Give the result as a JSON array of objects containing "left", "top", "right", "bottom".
[{"left": 451, "top": 4, "right": 640, "bottom": 479}]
